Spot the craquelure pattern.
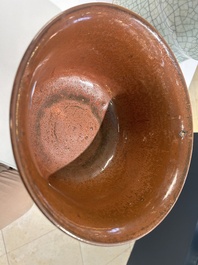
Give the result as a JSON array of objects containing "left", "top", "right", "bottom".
[{"left": 113, "top": 0, "right": 198, "bottom": 62}]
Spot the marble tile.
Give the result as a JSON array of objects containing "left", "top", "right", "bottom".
[
  {"left": 0, "top": 231, "right": 6, "bottom": 256},
  {"left": 7, "top": 229, "right": 83, "bottom": 265},
  {"left": 2, "top": 204, "right": 56, "bottom": 252},
  {"left": 0, "top": 255, "right": 9, "bottom": 265},
  {"left": 80, "top": 241, "right": 131, "bottom": 265},
  {"left": 106, "top": 247, "right": 132, "bottom": 265}
]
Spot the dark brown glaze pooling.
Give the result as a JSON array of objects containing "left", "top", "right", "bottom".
[
  {"left": 28, "top": 74, "right": 111, "bottom": 176},
  {"left": 10, "top": 3, "right": 193, "bottom": 244}
]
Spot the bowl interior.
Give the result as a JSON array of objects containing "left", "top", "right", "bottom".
[{"left": 10, "top": 3, "right": 193, "bottom": 244}]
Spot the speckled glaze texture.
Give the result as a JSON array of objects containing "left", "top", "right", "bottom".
[{"left": 10, "top": 3, "right": 193, "bottom": 245}]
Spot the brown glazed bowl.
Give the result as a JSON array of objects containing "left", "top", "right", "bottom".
[{"left": 10, "top": 3, "right": 193, "bottom": 245}]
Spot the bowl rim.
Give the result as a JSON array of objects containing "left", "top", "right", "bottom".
[{"left": 10, "top": 2, "right": 193, "bottom": 245}]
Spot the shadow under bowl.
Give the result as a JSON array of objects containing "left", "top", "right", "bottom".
[{"left": 10, "top": 3, "right": 193, "bottom": 245}]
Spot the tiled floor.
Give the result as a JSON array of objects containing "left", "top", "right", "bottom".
[{"left": 0, "top": 204, "right": 135, "bottom": 265}]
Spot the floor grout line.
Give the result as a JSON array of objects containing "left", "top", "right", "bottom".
[
  {"left": 2, "top": 227, "right": 56, "bottom": 255},
  {"left": 79, "top": 242, "right": 85, "bottom": 265},
  {"left": 105, "top": 246, "right": 132, "bottom": 265},
  {"left": 6, "top": 254, "right": 10, "bottom": 265},
  {"left": 1, "top": 230, "right": 10, "bottom": 265},
  {"left": 1, "top": 230, "right": 8, "bottom": 254}
]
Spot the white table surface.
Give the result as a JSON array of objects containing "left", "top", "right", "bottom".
[{"left": 0, "top": 0, "right": 197, "bottom": 169}]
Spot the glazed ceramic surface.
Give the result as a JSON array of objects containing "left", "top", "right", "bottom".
[
  {"left": 10, "top": 3, "right": 193, "bottom": 244},
  {"left": 113, "top": 0, "right": 198, "bottom": 62}
]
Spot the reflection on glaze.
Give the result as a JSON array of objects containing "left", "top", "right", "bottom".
[
  {"left": 108, "top": 227, "right": 121, "bottom": 234},
  {"left": 163, "top": 170, "right": 178, "bottom": 200},
  {"left": 138, "top": 19, "right": 172, "bottom": 58},
  {"left": 73, "top": 16, "right": 92, "bottom": 24}
]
